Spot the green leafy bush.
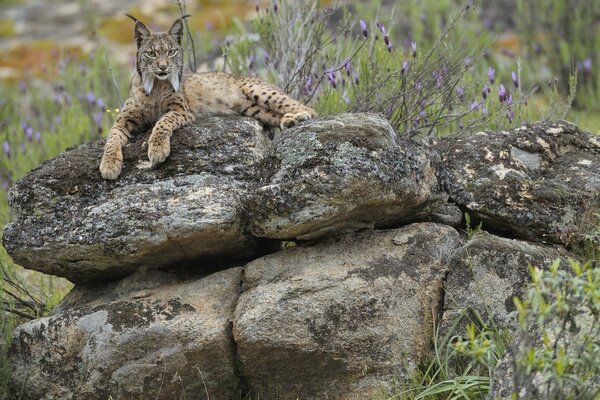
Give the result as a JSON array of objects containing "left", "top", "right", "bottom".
[{"left": 511, "top": 260, "right": 600, "bottom": 399}]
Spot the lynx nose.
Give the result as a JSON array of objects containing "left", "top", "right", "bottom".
[{"left": 158, "top": 64, "right": 168, "bottom": 71}]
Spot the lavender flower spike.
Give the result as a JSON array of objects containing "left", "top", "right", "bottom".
[
  {"left": 411, "top": 41, "right": 417, "bottom": 57},
  {"left": 583, "top": 58, "right": 592, "bottom": 73},
  {"left": 488, "top": 67, "right": 495, "bottom": 84},
  {"left": 456, "top": 86, "right": 465, "bottom": 101},
  {"left": 3, "top": 141, "right": 9, "bottom": 157},
  {"left": 498, "top": 84, "right": 507, "bottom": 102},
  {"left": 401, "top": 60, "right": 409, "bottom": 75},
  {"left": 511, "top": 71, "right": 519, "bottom": 88},
  {"left": 359, "top": 20, "right": 368, "bottom": 37}
]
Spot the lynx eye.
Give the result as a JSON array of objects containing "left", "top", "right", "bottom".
[
  {"left": 167, "top": 49, "right": 178, "bottom": 57},
  {"left": 145, "top": 50, "right": 157, "bottom": 58}
]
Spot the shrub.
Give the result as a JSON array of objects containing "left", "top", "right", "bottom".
[{"left": 225, "top": 0, "right": 531, "bottom": 138}]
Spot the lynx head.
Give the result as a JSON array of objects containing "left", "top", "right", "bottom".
[{"left": 126, "top": 15, "right": 186, "bottom": 94}]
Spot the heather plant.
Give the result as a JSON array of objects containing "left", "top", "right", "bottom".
[{"left": 225, "top": 0, "right": 533, "bottom": 138}]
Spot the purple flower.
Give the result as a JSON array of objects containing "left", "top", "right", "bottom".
[
  {"left": 352, "top": 71, "right": 359, "bottom": 85},
  {"left": 470, "top": 100, "right": 480, "bottom": 111},
  {"left": 264, "top": 51, "right": 270, "bottom": 65},
  {"left": 303, "top": 76, "right": 313, "bottom": 95},
  {"left": 511, "top": 71, "right": 519, "bottom": 88},
  {"left": 96, "top": 98, "right": 105, "bottom": 111},
  {"left": 35, "top": 131, "right": 41, "bottom": 143},
  {"left": 359, "top": 20, "right": 368, "bottom": 37},
  {"left": 255, "top": 0, "right": 259, "bottom": 12},
  {"left": 583, "top": 58, "right": 592, "bottom": 74},
  {"left": 482, "top": 86, "right": 488, "bottom": 99},
  {"left": 25, "top": 127, "right": 33, "bottom": 141},
  {"left": 344, "top": 60, "right": 352, "bottom": 76},
  {"left": 327, "top": 71, "right": 337, "bottom": 88},
  {"left": 411, "top": 41, "right": 417, "bottom": 57},
  {"left": 18, "top": 80, "right": 26, "bottom": 94},
  {"left": 507, "top": 93, "right": 513, "bottom": 105},
  {"left": 2, "top": 181, "right": 9, "bottom": 191},
  {"left": 498, "top": 84, "right": 507, "bottom": 102},
  {"left": 20, "top": 120, "right": 28, "bottom": 130},
  {"left": 436, "top": 74, "right": 443, "bottom": 88},
  {"left": 488, "top": 67, "right": 495, "bottom": 84},
  {"left": 401, "top": 60, "right": 409, "bottom": 75},
  {"left": 248, "top": 54, "right": 256, "bottom": 69},
  {"left": 464, "top": 57, "right": 472, "bottom": 68},
  {"left": 86, "top": 92, "right": 95, "bottom": 105},
  {"left": 93, "top": 112, "right": 103, "bottom": 128},
  {"left": 507, "top": 110, "right": 515, "bottom": 123},
  {"left": 273, "top": 1, "right": 278, "bottom": 13},
  {"left": 458, "top": 120, "right": 464, "bottom": 129},
  {"left": 386, "top": 43, "right": 393, "bottom": 53},
  {"left": 379, "top": 24, "right": 386, "bottom": 35},
  {"left": 3, "top": 141, "right": 9, "bottom": 157},
  {"left": 456, "top": 86, "right": 465, "bottom": 101}
]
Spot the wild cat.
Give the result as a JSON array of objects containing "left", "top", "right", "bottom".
[{"left": 99, "top": 16, "right": 317, "bottom": 179}]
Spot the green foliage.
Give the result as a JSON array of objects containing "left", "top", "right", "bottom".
[
  {"left": 379, "top": 309, "right": 511, "bottom": 400},
  {"left": 0, "top": 48, "right": 125, "bottom": 193},
  {"left": 512, "top": 260, "right": 600, "bottom": 399},
  {"left": 464, "top": 212, "right": 483, "bottom": 240},
  {"left": 226, "top": 0, "right": 530, "bottom": 138},
  {"left": 515, "top": 0, "right": 600, "bottom": 110}
]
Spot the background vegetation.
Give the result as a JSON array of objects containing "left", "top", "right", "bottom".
[{"left": 0, "top": 0, "right": 598, "bottom": 398}]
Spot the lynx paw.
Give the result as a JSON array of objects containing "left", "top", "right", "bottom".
[
  {"left": 148, "top": 136, "right": 171, "bottom": 166},
  {"left": 99, "top": 148, "right": 123, "bottom": 180},
  {"left": 280, "top": 111, "right": 314, "bottom": 130}
]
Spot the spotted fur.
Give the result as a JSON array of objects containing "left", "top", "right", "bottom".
[{"left": 99, "top": 16, "right": 317, "bottom": 180}]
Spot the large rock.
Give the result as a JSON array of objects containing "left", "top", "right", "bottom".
[
  {"left": 233, "top": 222, "right": 462, "bottom": 399},
  {"left": 8, "top": 268, "right": 243, "bottom": 400},
  {"left": 435, "top": 121, "right": 600, "bottom": 244},
  {"left": 248, "top": 113, "right": 459, "bottom": 240},
  {"left": 3, "top": 117, "right": 269, "bottom": 283},
  {"left": 441, "top": 232, "right": 567, "bottom": 335}
]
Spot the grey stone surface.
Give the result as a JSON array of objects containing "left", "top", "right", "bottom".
[
  {"left": 248, "top": 113, "right": 458, "bottom": 240},
  {"left": 8, "top": 268, "right": 243, "bottom": 400},
  {"left": 441, "top": 232, "right": 567, "bottom": 335},
  {"left": 435, "top": 120, "right": 600, "bottom": 244},
  {"left": 233, "top": 222, "right": 462, "bottom": 399},
  {"left": 3, "top": 116, "right": 269, "bottom": 283}
]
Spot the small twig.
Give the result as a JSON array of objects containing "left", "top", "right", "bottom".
[
  {"left": 196, "top": 368, "right": 211, "bottom": 400},
  {"left": 106, "top": 55, "right": 124, "bottom": 107},
  {"left": 1, "top": 306, "right": 35, "bottom": 320},
  {"left": 174, "top": 0, "right": 197, "bottom": 73}
]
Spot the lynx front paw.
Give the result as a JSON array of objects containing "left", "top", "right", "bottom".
[
  {"left": 99, "top": 149, "right": 123, "bottom": 180},
  {"left": 148, "top": 135, "right": 171, "bottom": 166},
  {"left": 280, "top": 111, "right": 315, "bottom": 130}
]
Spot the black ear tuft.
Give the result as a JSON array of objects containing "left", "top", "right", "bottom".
[
  {"left": 168, "top": 17, "right": 187, "bottom": 44},
  {"left": 125, "top": 14, "right": 151, "bottom": 45}
]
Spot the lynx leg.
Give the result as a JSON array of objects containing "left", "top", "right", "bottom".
[
  {"left": 238, "top": 101, "right": 282, "bottom": 127},
  {"left": 238, "top": 76, "right": 316, "bottom": 129},
  {"left": 148, "top": 110, "right": 192, "bottom": 166},
  {"left": 100, "top": 128, "right": 130, "bottom": 180}
]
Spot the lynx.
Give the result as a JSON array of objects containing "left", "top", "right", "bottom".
[{"left": 99, "top": 16, "right": 317, "bottom": 180}]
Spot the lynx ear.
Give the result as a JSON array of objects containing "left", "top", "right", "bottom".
[
  {"left": 125, "top": 14, "right": 151, "bottom": 46},
  {"left": 168, "top": 16, "right": 188, "bottom": 44}
]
